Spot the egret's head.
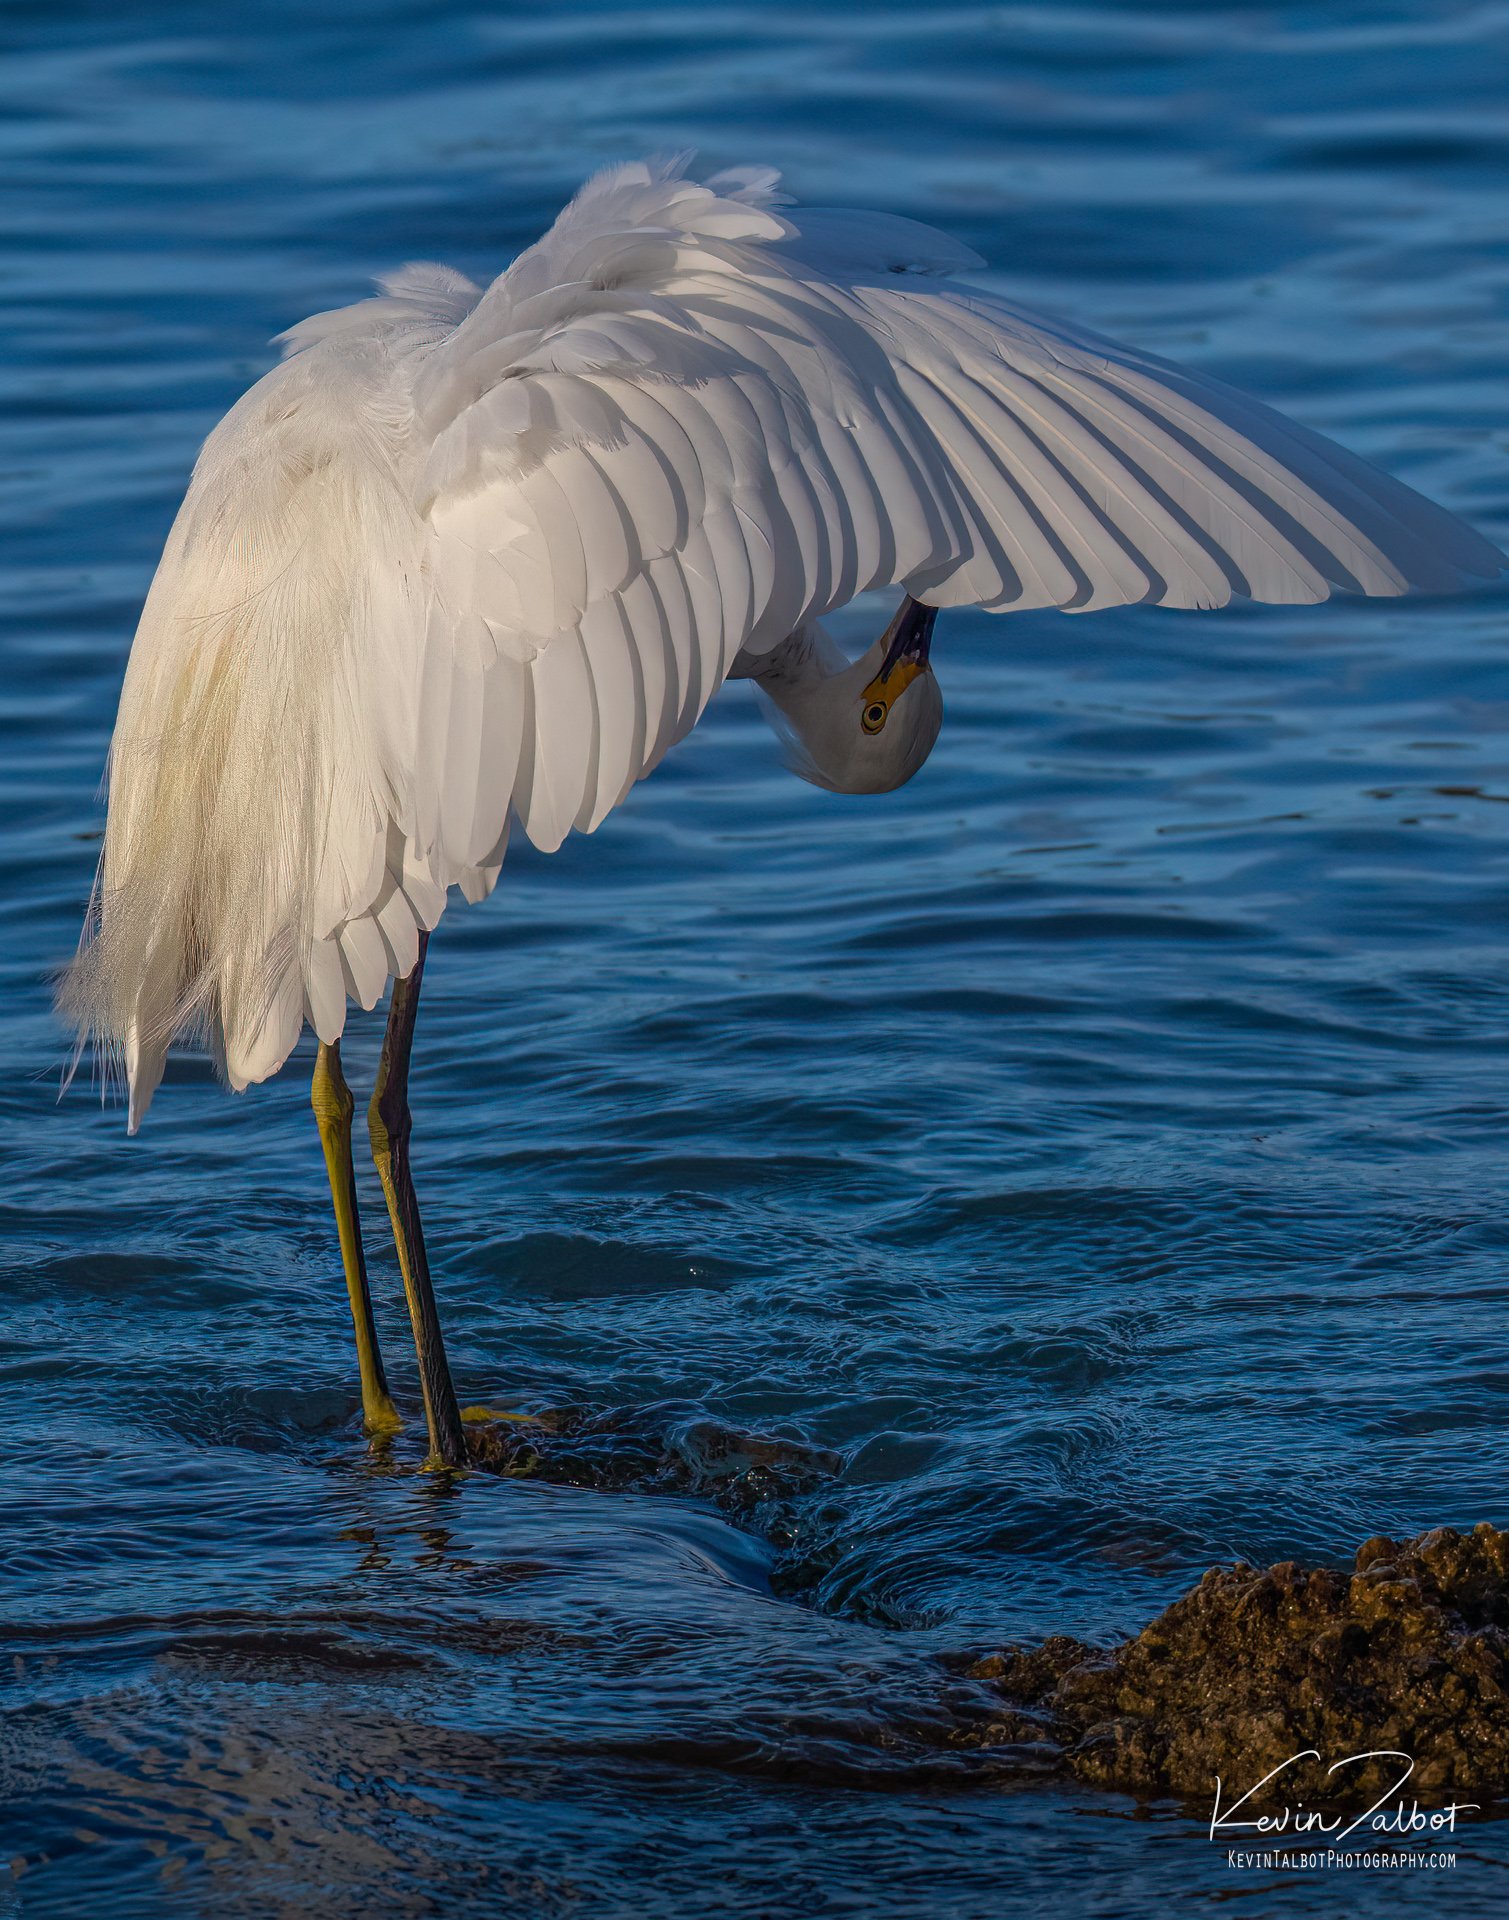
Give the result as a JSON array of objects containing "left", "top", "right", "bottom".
[{"left": 772, "top": 600, "right": 943, "bottom": 794}]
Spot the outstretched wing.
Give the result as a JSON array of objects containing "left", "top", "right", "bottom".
[
  {"left": 398, "top": 157, "right": 1499, "bottom": 881},
  {"left": 302, "top": 157, "right": 1502, "bottom": 1068}
]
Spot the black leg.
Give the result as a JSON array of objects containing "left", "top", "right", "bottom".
[{"left": 367, "top": 934, "right": 467, "bottom": 1467}]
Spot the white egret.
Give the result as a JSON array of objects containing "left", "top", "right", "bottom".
[{"left": 62, "top": 157, "right": 1503, "bottom": 1466}]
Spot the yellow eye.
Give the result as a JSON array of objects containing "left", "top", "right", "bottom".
[{"left": 861, "top": 699, "right": 888, "bottom": 734}]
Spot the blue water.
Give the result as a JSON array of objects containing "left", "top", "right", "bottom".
[{"left": 4, "top": 3, "right": 1509, "bottom": 1914}]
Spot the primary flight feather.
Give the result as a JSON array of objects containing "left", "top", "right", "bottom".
[{"left": 63, "top": 154, "right": 1502, "bottom": 1131}]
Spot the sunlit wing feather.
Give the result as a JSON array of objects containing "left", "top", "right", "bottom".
[{"left": 409, "top": 158, "right": 1499, "bottom": 873}]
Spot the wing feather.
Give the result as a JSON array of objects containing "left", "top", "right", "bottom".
[
  {"left": 576, "top": 591, "right": 644, "bottom": 832},
  {"left": 337, "top": 913, "right": 392, "bottom": 1010},
  {"left": 516, "top": 629, "right": 598, "bottom": 853}
]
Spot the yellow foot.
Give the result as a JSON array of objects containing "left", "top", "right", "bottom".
[
  {"left": 462, "top": 1404, "right": 551, "bottom": 1427},
  {"left": 362, "top": 1395, "right": 404, "bottom": 1440}
]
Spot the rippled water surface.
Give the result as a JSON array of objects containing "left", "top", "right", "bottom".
[{"left": 4, "top": 3, "right": 1509, "bottom": 1914}]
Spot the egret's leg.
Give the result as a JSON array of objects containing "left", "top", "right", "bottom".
[
  {"left": 367, "top": 935, "right": 468, "bottom": 1468},
  {"left": 312, "top": 1040, "right": 400, "bottom": 1437}
]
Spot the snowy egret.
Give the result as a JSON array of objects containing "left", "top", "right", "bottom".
[{"left": 62, "top": 157, "right": 1502, "bottom": 1465}]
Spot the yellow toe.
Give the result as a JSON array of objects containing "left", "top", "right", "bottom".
[{"left": 363, "top": 1394, "right": 403, "bottom": 1439}]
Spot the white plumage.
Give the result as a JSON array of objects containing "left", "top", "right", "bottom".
[{"left": 63, "top": 156, "right": 1503, "bottom": 1130}]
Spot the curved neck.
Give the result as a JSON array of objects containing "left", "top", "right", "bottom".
[{"left": 743, "top": 621, "right": 858, "bottom": 710}]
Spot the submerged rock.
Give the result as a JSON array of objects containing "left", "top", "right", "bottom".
[
  {"left": 465, "top": 1402, "right": 840, "bottom": 1530},
  {"left": 968, "top": 1524, "right": 1509, "bottom": 1804}
]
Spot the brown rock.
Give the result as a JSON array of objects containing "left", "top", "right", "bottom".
[{"left": 968, "top": 1523, "right": 1509, "bottom": 1805}]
